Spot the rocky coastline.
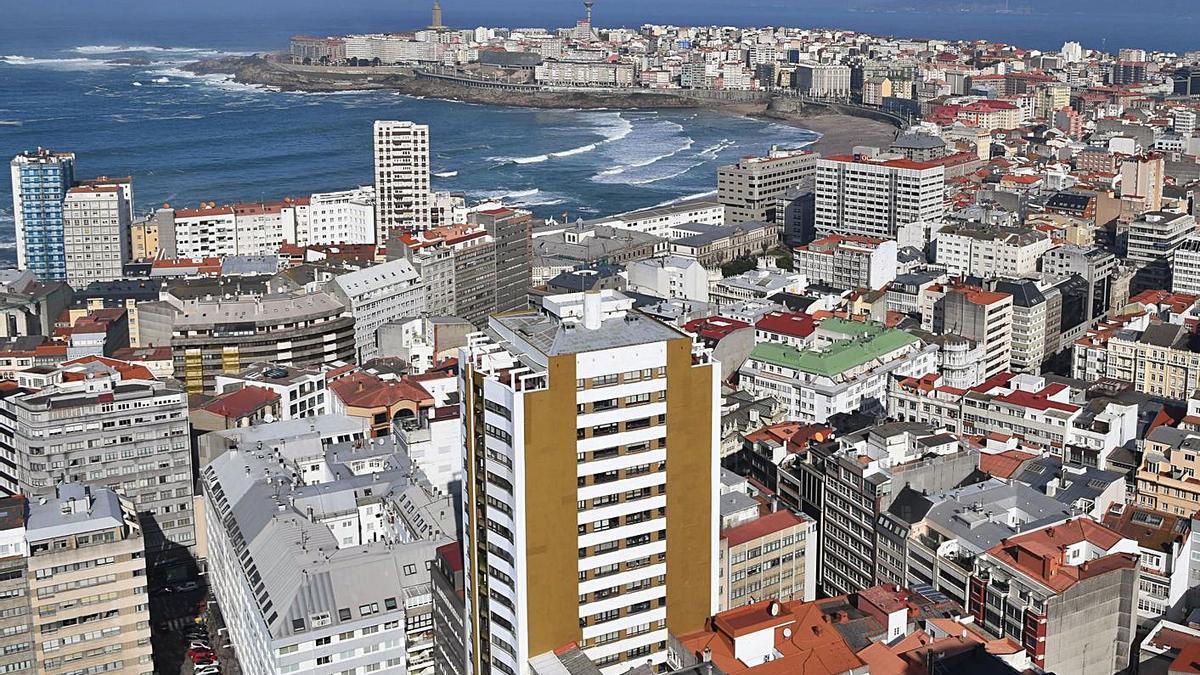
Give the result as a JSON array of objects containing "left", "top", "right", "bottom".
[{"left": 185, "top": 55, "right": 901, "bottom": 155}]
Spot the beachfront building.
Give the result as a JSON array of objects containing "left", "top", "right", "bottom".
[
  {"left": 10, "top": 148, "right": 76, "bottom": 281},
  {"left": 374, "top": 120, "right": 432, "bottom": 237},
  {"left": 63, "top": 178, "right": 133, "bottom": 286},
  {"left": 717, "top": 148, "right": 819, "bottom": 224},
  {"left": 815, "top": 152, "right": 945, "bottom": 239}
]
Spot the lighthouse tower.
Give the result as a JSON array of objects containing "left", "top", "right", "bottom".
[
  {"left": 430, "top": 0, "right": 444, "bottom": 29},
  {"left": 576, "top": 0, "right": 595, "bottom": 41}
]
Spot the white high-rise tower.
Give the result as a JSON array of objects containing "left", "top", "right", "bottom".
[{"left": 373, "top": 120, "right": 432, "bottom": 239}]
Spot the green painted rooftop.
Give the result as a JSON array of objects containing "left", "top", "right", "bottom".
[{"left": 750, "top": 322, "right": 919, "bottom": 377}]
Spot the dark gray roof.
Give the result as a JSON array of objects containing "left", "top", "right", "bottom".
[{"left": 993, "top": 279, "right": 1046, "bottom": 308}]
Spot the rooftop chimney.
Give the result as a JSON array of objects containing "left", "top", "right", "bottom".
[{"left": 583, "top": 291, "right": 602, "bottom": 330}]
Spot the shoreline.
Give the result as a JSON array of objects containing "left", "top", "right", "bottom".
[{"left": 186, "top": 56, "right": 901, "bottom": 156}]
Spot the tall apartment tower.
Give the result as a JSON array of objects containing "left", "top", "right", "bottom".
[
  {"left": 1120, "top": 153, "right": 1165, "bottom": 214},
  {"left": 374, "top": 120, "right": 432, "bottom": 239},
  {"left": 10, "top": 148, "right": 76, "bottom": 281},
  {"left": 63, "top": 178, "right": 133, "bottom": 287},
  {"left": 815, "top": 153, "right": 945, "bottom": 239},
  {"left": 459, "top": 291, "right": 720, "bottom": 675}
]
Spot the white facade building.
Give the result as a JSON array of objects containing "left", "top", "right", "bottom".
[
  {"left": 305, "top": 187, "right": 377, "bottom": 245},
  {"left": 625, "top": 255, "right": 710, "bottom": 302},
  {"left": 374, "top": 121, "right": 432, "bottom": 237},
  {"left": 815, "top": 153, "right": 945, "bottom": 239},
  {"left": 214, "top": 362, "right": 330, "bottom": 420},
  {"left": 63, "top": 181, "right": 132, "bottom": 286},
  {"left": 328, "top": 259, "right": 426, "bottom": 363},
  {"left": 934, "top": 222, "right": 1054, "bottom": 278}
]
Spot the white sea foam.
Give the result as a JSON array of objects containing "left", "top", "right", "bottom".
[
  {"left": 132, "top": 81, "right": 143, "bottom": 87},
  {"left": 433, "top": 171, "right": 458, "bottom": 178},
  {"left": 0, "top": 120, "right": 22, "bottom": 127},
  {"left": 651, "top": 190, "right": 718, "bottom": 208},
  {"left": 152, "top": 77, "right": 170, "bottom": 84},
  {"left": 0, "top": 55, "right": 115, "bottom": 70},
  {"left": 550, "top": 143, "right": 597, "bottom": 158}
]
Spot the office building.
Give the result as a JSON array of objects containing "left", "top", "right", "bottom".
[
  {"left": 138, "top": 290, "right": 356, "bottom": 393},
  {"left": 1041, "top": 245, "right": 1116, "bottom": 322},
  {"left": 792, "top": 234, "right": 898, "bottom": 291},
  {"left": 459, "top": 290, "right": 720, "bottom": 675},
  {"left": 716, "top": 148, "right": 819, "bottom": 224},
  {"left": 719, "top": 510, "right": 817, "bottom": 611},
  {"left": 10, "top": 148, "right": 76, "bottom": 282},
  {"left": 967, "top": 519, "right": 1139, "bottom": 674},
  {"left": 329, "top": 258, "right": 426, "bottom": 363},
  {"left": 374, "top": 120, "right": 432, "bottom": 237},
  {"left": 25, "top": 484, "right": 153, "bottom": 675},
  {"left": 934, "top": 222, "right": 1053, "bottom": 279},
  {"left": 1172, "top": 235, "right": 1200, "bottom": 296},
  {"left": 63, "top": 179, "right": 132, "bottom": 286},
  {"left": 818, "top": 422, "right": 977, "bottom": 596},
  {"left": 668, "top": 221, "right": 780, "bottom": 269},
  {"left": 1128, "top": 211, "right": 1195, "bottom": 293},
  {"left": 399, "top": 224, "right": 499, "bottom": 326},
  {"left": 993, "top": 278, "right": 1060, "bottom": 373},
  {"left": 468, "top": 208, "right": 533, "bottom": 314},
  {"left": 0, "top": 357, "right": 194, "bottom": 557},
  {"left": 815, "top": 153, "right": 945, "bottom": 239},
  {"left": 203, "top": 431, "right": 455, "bottom": 675}
]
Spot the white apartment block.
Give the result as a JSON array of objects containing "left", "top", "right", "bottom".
[
  {"left": 63, "top": 181, "right": 132, "bottom": 286},
  {"left": 934, "top": 222, "right": 1054, "bottom": 278},
  {"left": 586, "top": 200, "right": 725, "bottom": 239},
  {"left": 815, "top": 153, "right": 945, "bottom": 239},
  {"left": 1172, "top": 236, "right": 1200, "bottom": 296},
  {"left": 328, "top": 258, "right": 426, "bottom": 363},
  {"left": 214, "top": 362, "right": 330, "bottom": 420},
  {"left": 793, "top": 62, "right": 851, "bottom": 98},
  {"left": 460, "top": 291, "right": 719, "bottom": 675},
  {"left": 305, "top": 187, "right": 376, "bottom": 245},
  {"left": 375, "top": 121, "right": 432, "bottom": 237},
  {"left": 625, "top": 255, "right": 710, "bottom": 302},
  {"left": 793, "top": 234, "right": 898, "bottom": 291},
  {"left": 170, "top": 200, "right": 304, "bottom": 259}
]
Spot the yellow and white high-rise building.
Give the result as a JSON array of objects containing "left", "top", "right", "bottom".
[{"left": 459, "top": 291, "right": 720, "bottom": 675}]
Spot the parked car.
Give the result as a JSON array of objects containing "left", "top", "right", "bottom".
[{"left": 175, "top": 581, "right": 202, "bottom": 592}]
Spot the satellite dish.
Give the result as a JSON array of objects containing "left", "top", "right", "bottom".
[
  {"left": 783, "top": 628, "right": 793, "bottom": 638},
  {"left": 768, "top": 601, "right": 781, "bottom": 617}
]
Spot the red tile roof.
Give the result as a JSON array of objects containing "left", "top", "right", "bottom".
[
  {"left": 329, "top": 371, "right": 434, "bottom": 409},
  {"left": 684, "top": 316, "right": 750, "bottom": 342},
  {"left": 986, "top": 518, "right": 1136, "bottom": 592},
  {"left": 199, "top": 385, "right": 279, "bottom": 419},
  {"left": 755, "top": 311, "right": 816, "bottom": 339},
  {"left": 979, "top": 450, "right": 1036, "bottom": 479},
  {"left": 723, "top": 510, "right": 808, "bottom": 548}
]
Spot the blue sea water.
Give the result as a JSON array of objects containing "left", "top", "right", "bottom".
[{"left": 1, "top": 2, "right": 1196, "bottom": 262}]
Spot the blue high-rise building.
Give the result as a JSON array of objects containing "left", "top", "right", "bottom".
[{"left": 9, "top": 148, "right": 76, "bottom": 281}]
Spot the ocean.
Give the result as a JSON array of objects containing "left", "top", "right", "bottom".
[{"left": 2, "top": 3, "right": 1195, "bottom": 264}]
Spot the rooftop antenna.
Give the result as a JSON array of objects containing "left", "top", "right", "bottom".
[{"left": 584, "top": 0, "right": 594, "bottom": 24}]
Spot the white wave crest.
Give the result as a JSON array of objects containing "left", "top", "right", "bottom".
[
  {"left": 550, "top": 143, "right": 597, "bottom": 158},
  {"left": 651, "top": 190, "right": 718, "bottom": 208},
  {"left": 0, "top": 54, "right": 115, "bottom": 70},
  {"left": 433, "top": 171, "right": 458, "bottom": 178}
]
